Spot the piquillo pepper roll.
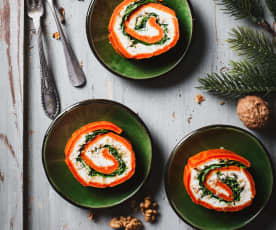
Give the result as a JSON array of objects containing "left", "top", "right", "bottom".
[
  {"left": 183, "top": 149, "right": 256, "bottom": 212},
  {"left": 108, "top": 0, "right": 179, "bottom": 59},
  {"left": 65, "top": 121, "right": 136, "bottom": 188}
]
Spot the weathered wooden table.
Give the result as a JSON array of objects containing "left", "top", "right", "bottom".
[{"left": 1, "top": 0, "right": 276, "bottom": 229}]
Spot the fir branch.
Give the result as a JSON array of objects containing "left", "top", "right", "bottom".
[
  {"left": 197, "top": 60, "right": 276, "bottom": 98},
  {"left": 215, "top": 0, "right": 264, "bottom": 21},
  {"left": 227, "top": 27, "right": 276, "bottom": 69},
  {"left": 215, "top": 0, "right": 275, "bottom": 36},
  {"left": 266, "top": 0, "right": 276, "bottom": 21}
]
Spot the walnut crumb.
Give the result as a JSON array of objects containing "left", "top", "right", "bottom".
[
  {"left": 52, "top": 32, "right": 60, "bottom": 40},
  {"left": 172, "top": 112, "right": 176, "bottom": 119},
  {"left": 195, "top": 94, "right": 205, "bottom": 104},
  {"left": 80, "top": 61, "right": 84, "bottom": 68},
  {"left": 187, "top": 114, "right": 192, "bottom": 124},
  {"left": 88, "top": 211, "right": 95, "bottom": 221}
]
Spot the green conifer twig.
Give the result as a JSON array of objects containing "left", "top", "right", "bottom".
[
  {"left": 227, "top": 27, "right": 276, "bottom": 68},
  {"left": 215, "top": 0, "right": 276, "bottom": 36},
  {"left": 197, "top": 27, "right": 276, "bottom": 97},
  {"left": 197, "top": 60, "right": 276, "bottom": 98}
]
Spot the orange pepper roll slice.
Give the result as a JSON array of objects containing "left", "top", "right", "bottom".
[
  {"left": 183, "top": 149, "right": 256, "bottom": 212},
  {"left": 108, "top": 0, "right": 180, "bottom": 59},
  {"left": 64, "top": 122, "right": 136, "bottom": 188}
]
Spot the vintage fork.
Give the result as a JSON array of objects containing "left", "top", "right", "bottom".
[
  {"left": 27, "top": 0, "right": 60, "bottom": 119},
  {"left": 46, "top": 0, "right": 86, "bottom": 87}
]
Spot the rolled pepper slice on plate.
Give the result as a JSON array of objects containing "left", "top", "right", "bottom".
[
  {"left": 183, "top": 149, "right": 256, "bottom": 212},
  {"left": 108, "top": 0, "right": 180, "bottom": 59},
  {"left": 65, "top": 121, "right": 136, "bottom": 188}
]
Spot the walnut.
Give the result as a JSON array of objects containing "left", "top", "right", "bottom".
[
  {"left": 110, "top": 216, "right": 142, "bottom": 230},
  {"left": 140, "top": 196, "right": 158, "bottom": 223},
  {"left": 237, "top": 96, "right": 270, "bottom": 129}
]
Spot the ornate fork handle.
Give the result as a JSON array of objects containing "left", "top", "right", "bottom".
[{"left": 38, "top": 27, "right": 60, "bottom": 119}]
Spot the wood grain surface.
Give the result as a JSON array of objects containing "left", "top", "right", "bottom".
[
  {"left": 1, "top": 0, "right": 276, "bottom": 229},
  {"left": 0, "top": 0, "right": 24, "bottom": 229}
]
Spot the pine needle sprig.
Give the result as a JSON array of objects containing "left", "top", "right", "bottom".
[
  {"left": 227, "top": 27, "right": 276, "bottom": 68},
  {"left": 215, "top": 0, "right": 264, "bottom": 21},
  {"left": 215, "top": 0, "right": 275, "bottom": 36},
  {"left": 266, "top": 0, "right": 276, "bottom": 21},
  {"left": 197, "top": 60, "right": 276, "bottom": 98}
]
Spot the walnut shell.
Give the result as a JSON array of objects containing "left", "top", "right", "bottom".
[{"left": 237, "top": 96, "right": 270, "bottom": 129}]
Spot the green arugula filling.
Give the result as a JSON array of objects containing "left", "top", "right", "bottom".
[
  {"left": 217, "top": 172, "right": 244, "bottom": 202},
  {"left": 76, "top": 130, "right": 127, "bottom": 178},
  {"left": 120, "top": 0, "right": 170, "bottom": 46},
  {"left": 197, "top": 160, "right": 246, "bottom": 203}
]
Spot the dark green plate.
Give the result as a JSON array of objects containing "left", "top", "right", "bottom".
[
  {"left": 42, "top": 99, "right": 152, "bottom": 208},
  {"left": 86, "top": 0, "right": 193, "bottom": 79},
  {"left": 165, "top": 125, "right": 274, "bottom": 230}
]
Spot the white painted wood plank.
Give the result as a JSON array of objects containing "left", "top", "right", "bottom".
[
  {"left": 25, "top": 0, "right": 276, "bottom": 229},
  {"left": 0, "top": 0, "right": 24, "bottom": 229}
]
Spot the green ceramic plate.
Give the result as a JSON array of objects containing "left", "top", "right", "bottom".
[
  {"left": 165, "top": 125, "right": 274, "bottom": 230},
  {"left": 86, "top": 0, "right": 193, "bottom": 79},
  {"left": 42, "top": 99, "right": 152, "bottom": 208}
]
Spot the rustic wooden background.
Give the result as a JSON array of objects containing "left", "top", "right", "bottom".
[{"left": 1, "top": 0, "right": 276, "bottom": 229}]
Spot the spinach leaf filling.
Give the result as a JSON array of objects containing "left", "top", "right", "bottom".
[
  {"left": 76, "top": 130, "right": 127, "bottom": 178},
  {"left": 120, "top": 0, "right": 170, "bottom": 46},
  {"left": 197, "top": 160, "right": 246, "bottom": 203}
]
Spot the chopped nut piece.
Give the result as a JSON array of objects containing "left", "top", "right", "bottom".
[
  {"left": 220, "top": 101, "right": 225, "bottom": 105},
  {"left": 110, "top": 217, "right": 142, "bottom": 230},
  {"left": 88, "top": 211, "right": 95, "bottom": 221},
  {"left": 80, "top": 61, "right": 84, "bottom": 69},
  {"left": 110, "top": 217, "right": 124, "bottom": 229},
  {"left": 195, "top": 94, "right": 205, "bottom": 104},
  {"left": 187, "top": 114, "right": 192, "bottom": 124},
  {"left": 52, "top": 32, "right": 60, "bottom": 40},
  {"left": 125, "top": 218, "right": 142, "bottom": 230},
  {"left": 59, "top": 7, "right": 65, "bottom": 24},
  {"left": 172, "top": 112, "right": 176, "bottom": 119}
]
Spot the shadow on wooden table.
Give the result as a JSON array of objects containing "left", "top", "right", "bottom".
[{"left": 125, "top": 3, "right": 208, "bottom": 89}]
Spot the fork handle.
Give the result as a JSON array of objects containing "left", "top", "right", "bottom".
[
  {"left": 47, "top": 2, "right": 86, "bottom": 87},
  {"left": 38, "top": 27, "right": 61, "bottom": 120}
]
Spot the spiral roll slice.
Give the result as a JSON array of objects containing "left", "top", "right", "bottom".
[
  {"left": 108, "top": 0, "right": 179, "bottom": 59},
  {"left": 183, "top": 149, "right": 256, "bottom": 212},
  {"left": 65, "top": 121, "right": 136, "bottom": 188}
]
